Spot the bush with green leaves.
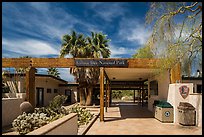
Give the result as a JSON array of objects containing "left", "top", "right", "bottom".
[
  {"left": 12, "top": 95, "right": 69, "bottom": 135},
  {"left": 12, "top": 112, "right": 50, "bottom": 135},
  {"left": 68, "top": 105, "right": 94, "bottom": 126},
  {"left": 12, "top": 95, "right": 94, "bottom": 135},
  {"left": 48, "top": 95, "right": 67, "bottom": 109}
]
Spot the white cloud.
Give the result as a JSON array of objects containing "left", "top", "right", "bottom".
[
  {"left": 58, "top": 68, "right": 75, "bottom": 82},
  {"left": 118, "top": 18, "right": 151, "bottom": 45},
  {"left": 89, "top": 2, "right": 127, "bottom": 22},
  {"left": 2, "top": 38, "right": 59, "bottom": 57},
  {"left": 109, "top": 43, "right": 135, "bottom": 58}
]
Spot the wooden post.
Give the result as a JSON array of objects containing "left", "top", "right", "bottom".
[
  {"left": 133, "top": 90, "right": 135, "bottom": 103},
  {"left": 105, "top": 78, "right": 108, "bottom": 112},
  {"left": 100, "top": 67, "right": 104, "bottom": 122},
  {"left": 26, "top": 67, "right": 36, "bottom": 107},
  {"left": 170, "top": 62, "right": 181, "bottom": 83},
  {"left": 107, "top": 80, "right": 110, "bottom": 107},
  {"left": 141, "top": 82, "right": 144, "bottom": 107}
]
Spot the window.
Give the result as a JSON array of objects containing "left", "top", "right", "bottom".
[
  {"left": 196, "top": 84, "right": 202, "bottom": 93},
  {"left": 47, "top": 88, "right": 51, "bottom": 93},
  {"left": 54, "top": 89, "right": 58, "bottom": 93},
  {"left": 150, "top": 80, "right": 158, "bottom": 95}
]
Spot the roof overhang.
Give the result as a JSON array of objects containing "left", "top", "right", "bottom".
[{"left": 105, "top": 68, "right": 158, "bottom": 81}]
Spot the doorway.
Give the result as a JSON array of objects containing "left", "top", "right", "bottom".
[
  {"left": 65, "top": 89, "right": 71, "bottom": 104},
  {"left": 36, "top": 87, "right": 44, "bottom": 107}
]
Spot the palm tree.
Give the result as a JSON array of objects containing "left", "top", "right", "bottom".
[
  {"left": 60, "top": 31, "right": 88, "bottom": 105},
  {"left": 59, "top": 31, "right": 111, "bottom": 106},
  {"left": 84, "top": 32, "right": 111, "bottom": 105},
  {"left": 47, "top": 68, "right": 60, "bottom": 78}
]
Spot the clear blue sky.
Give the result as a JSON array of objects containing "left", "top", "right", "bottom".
[{"left": 2, "top": 2, "right": 153, "bottom": 81}]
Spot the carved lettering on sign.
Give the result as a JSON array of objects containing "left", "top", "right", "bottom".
[{"left": 75, "top": 59, "right": 128, "bottom": 67}]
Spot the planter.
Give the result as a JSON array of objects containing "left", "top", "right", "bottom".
[
  {"left": 78, "top": 112, "right": 100, "bottom": 135},
  {"left": 27, "top": 113, "right": 78, "bottom": 135},
  {"left": 2, "top": 98, "right": 24, "bottom": 127}
]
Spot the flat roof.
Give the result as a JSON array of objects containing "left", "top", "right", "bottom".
[
  {"left": 182, "top": 76, "right": 202, "bottom": 80},
  {"left": 3, "top": 73, "right": 68, "bottom": 83}
]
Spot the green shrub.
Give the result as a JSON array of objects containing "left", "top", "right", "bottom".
[
  {"left": 12, "top": 95, "right": 94, "bottom": 135},
  {"left": 12, "top": 112, "right": 50, "bottom": 135},
  {"left": 12, "top": 95, "right": 69, "bottom": 135},
  {"left": 69, "top": 105, "right": 94, "bottom": 126},
  {"left": 48, "top": 95, "right": 67, "bottom": 109}
]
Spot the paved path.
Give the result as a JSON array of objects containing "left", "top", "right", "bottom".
[{"left": 86, "top": 102, "right": 202, "bottom": 135}]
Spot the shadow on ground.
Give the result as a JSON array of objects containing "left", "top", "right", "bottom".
[{"left": 105, "top": 101, "right": 154, "bottom": 122}]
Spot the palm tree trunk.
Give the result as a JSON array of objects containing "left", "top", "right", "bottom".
[
  {"left": 85, "top": 86, "right": 93, "bottom": 106},
  {"left": 79, "top": 87, "right": 85, "bottom": 106}
]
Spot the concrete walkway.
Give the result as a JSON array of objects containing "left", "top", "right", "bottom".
[{"left": 86, "top": 102, "right": 202, "bottom": 135}]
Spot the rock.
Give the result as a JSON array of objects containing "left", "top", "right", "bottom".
[{"left": 20, "top": 101, "right": 34, "bottom": 113}]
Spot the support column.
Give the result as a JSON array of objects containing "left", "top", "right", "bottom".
[
  {"left": 105, "top": 78, "right": 108, "bottom": 112},
  {"left": 100, "top": 67, "right": 104, "bottom": 122},
  {"left": 26, "top": 67, "right": 36, "bottom": 107},
  {"left": 141, "top": 82, "right": 144, "bottom": 107},
  {"left": 170, "top": 62, "right": 181, "bottom": 83},
  {"left": 107, "top": 80, "right": 110, "bottom": 107},
  {"left": 133, "top": 90, "right": 135, "bottom": 103}
]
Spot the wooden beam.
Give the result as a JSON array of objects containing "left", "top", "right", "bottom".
[
  {"left": 2, "top": 58, "right": 31, "bottom": 68},
  {"left": 26, "top": 67, "right": 36, "bottom": 107},
  {"left": 100, "top": 67, "right": 104, "bottom": 122},
  {"left": 170, "top": 62, "right": 181, "bottom": 83},
  {"left": 3, "top": 58, "right": 161, "bottom": 68},
  {"left": 31, "top": 58, "right": 75, "bottom": 68},
  {"left": 128, "top": 58, "right": 160, "bottom": 68},
  {"left": 2, "top": 58, "right": 75, "bottom": 68}
]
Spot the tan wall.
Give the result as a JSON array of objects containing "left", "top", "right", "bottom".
[
  {"left": 148, "top": 70, "right": 170, "bottom": 112},
  {"left": 2, "top": 98, "right": 24, "bottom": 127},
  {"left": 167, "top": 83, "right": 202, "bottom": 127},
  {"left": 35, "top": 77, "right": 65, "bottom": 106},
  {"left": 27, "top": 113, "right": 78, "bottom": 135},
  {"left": 3, "top": 76, "right": 78, "bottom": 107}
]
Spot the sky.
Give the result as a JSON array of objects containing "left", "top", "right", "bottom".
[{"left": 2, "top": 2, "right": 153, "bottom": 82}]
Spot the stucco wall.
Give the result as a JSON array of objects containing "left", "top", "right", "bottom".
[
  {"left": 167, "top": 83, "right": 202, "bottom": 127},
  {"left": 3, "top": 76, "right": 78, "bottom": 107},
  {"left": 2, "top": 98, "right": 24, "bottom": 127},
  {"left": 27, "top": 113, "right": 78, "bottom": 135},
  {"left": 148, "top": 70, "right": 170, "bottom": 112},
  {"left": 35, "top": 77, "right": 65, "bottom": 106}
]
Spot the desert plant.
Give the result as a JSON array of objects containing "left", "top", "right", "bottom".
[
  {"left": 48, "top": 95, "right": 67, "bottom": 109},
  {"left": 12, "top": 112, "right": 50, "bottom": 135},
  {"left": 12, "top": 95, "right": 69, "bottom": 135},
  {"left": 68, "top": 104, "right": 94, "bottom": 126}
]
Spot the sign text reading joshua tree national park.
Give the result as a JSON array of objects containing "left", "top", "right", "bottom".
[{"left": 75, "top": 59, "right": 128, "bottom": 67}]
